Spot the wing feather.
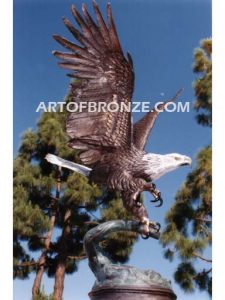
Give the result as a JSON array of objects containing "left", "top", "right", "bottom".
[
  {"left": 53, "top": 34, "right": 95, "bottom": 60},
  {"left": 92, "top": 1, "right": 111, "bottom": 47},
  {"left": 107, "top": 3, "right": 122, "bottom": 52},
  {"left": 53, "top": 51, "right": 96, "bottom": 66},
  {"left": 63, "top": 17, "right": 102, "bottom": 57},
  {"left": 82, "top": 4, "right": 106, "bottom": 47}
]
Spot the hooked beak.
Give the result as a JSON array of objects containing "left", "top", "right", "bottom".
[{"left": 180, "top": 156, "right": 192, "bottom": 168}]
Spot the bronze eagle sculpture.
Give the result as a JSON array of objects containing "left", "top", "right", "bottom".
[{"left": 46, "top": 1, "right": 192, "bottom": 235}]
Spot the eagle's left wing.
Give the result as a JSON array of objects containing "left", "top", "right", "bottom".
[{"left": 133, "top": 89, "right": 183, "bottom": 151}]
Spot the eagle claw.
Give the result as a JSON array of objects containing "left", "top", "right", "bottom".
[
  {"left": 149, "top": 183, "right": 163, "bottom": 207},
  {"left": 149, "top": 221, "right": 161, "bottom": 232},
  {"left": 141, "top": 223, "right": 161, "bottom": 239},
  {"left": 140, "top": 219, "right": 161, "bottom": 239},
  {"left": 150, "top": 194, "right": 163, "bottom": 207},
  {"left": 141, "top": 233, "right": 151, "bottom": 239}
]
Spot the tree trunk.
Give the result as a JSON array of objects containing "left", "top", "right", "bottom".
[
  {"left": 32, "top": 168, "right": 61, "bottom": 298},
  {"left": 53, "top": 261, "right": 66, "bottom": 300},
  {"left": 53, "top": 209, "right": 72, "bottom": 300},
  {"left": 32, "top": 251, "right": 47, "bottom": 297},
  {"left": 32, "top": 215, "right": 56, "bottom": 297}
]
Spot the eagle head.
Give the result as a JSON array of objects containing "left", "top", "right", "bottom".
[{"left": 142, "top": 153, "right": 192, "bottom": 181}]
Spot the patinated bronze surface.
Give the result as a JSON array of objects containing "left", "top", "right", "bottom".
[
  {"left": 83, "top": 220, "right": 176, "bottom": 299},
  {"left": 89, "top": 285, "right": 177, "bottom": 300}
]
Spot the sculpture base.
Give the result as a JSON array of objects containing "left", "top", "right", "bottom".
[{"left": 89, "top": 285, "right": 177, "bottom": 300}]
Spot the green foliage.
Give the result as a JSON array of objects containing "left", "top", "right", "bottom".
[
  {"left": 14, "top": 186, "right": 49, "bottom": 237},
  {"left": 193, "top": 38, "right": 212, "bottom": 127},
  {"left": 174, "top": 262, "right": 196, "bottom": 293},
  {"left": 32, "top": 286, "right": 55, "bottom": 300},
  {"left": 13, "top": 241, "right": 34, "bottom": 279},
  {"left": 161, "top": 38, "right": 212, "bottom": 296},
  {"left": 63, "top": 172, "right": 102, "bottom": 207},
  {"left": 161, "top": 147, "right": 212, "bottom": 294}
]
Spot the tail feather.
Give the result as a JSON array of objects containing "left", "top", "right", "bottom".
[{"left": 45, "top": 153, "right": 91, "bottom": 177}]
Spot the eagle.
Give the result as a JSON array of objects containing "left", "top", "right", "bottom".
[{"left": 46, "top": 1, "right": 192, "bottom": 235}]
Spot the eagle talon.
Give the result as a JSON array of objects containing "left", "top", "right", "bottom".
[
  {"left": 150, "top": 196, "right": 163, "bottom": 207},
  {"left": 150, "top": 189, "right": 163, "bottom": 207},
  {"left": 150, "top": 198, "right": 159, "bottom": 203},
  {"left": 149, "top": 221, "right": 161, "bottom": 232},
  {"left": 141, "top": 232, "right": 151, "bottom": 239},
  {"left": 155, "top": 197, "right": 163, "bottom": 207},
  {"left": 141, "top": 221, "right": 161, "bottom": 239}
]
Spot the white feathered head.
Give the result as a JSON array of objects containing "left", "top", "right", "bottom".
[{"left": 143, "top": 153, "right": 192, "bottom": 181}]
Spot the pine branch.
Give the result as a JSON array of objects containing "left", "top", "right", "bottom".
[
  {"left": 193, "top": 267, "right": 212, "bottom": 279},
  {"left": 87, "top": 211, "right": 100, "bottom": 221},
  {"left": 15, "top": 261, "right": 39, "bottom": 267},
  {"left": 193, "top": 253, "right": 212, "bottom": 263},
  {"left": 67, "top": 255, "right": 87, "bottom": 260},
  {"left": 73, "top": 197, "right": 106, "bottom": 209},
  {"left": 84, "top": 221, "right": 100, "bottom": 226},
  {"left": 203, "top": 268, "right": 212, "bottom": 275}
]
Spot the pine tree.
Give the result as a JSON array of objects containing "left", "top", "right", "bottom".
[
  {"left": 160, "top": 38, "right": 212, "bottom": 295},
  {"left": 13, "top": 96, "right": 138, "bottom": 300}
]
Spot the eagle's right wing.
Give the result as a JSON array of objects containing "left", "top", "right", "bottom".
[
  {"left": 53, "top": 2, "right": 134, "bottom": 164},
  {"left": 133, "top": 89, "right": 183, "bottom": 151}
]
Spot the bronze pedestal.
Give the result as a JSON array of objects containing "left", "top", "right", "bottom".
[
  {"left": 84, "top": 221, "right": 176, "bottom": 300},
  {"left": 89, "top": 285, "right": 177, "bottom": 300}
]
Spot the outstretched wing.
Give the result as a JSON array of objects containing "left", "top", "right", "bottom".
[
  {"left": 53, "top": 2, "right": 134, "bottom": 164},
  {"left": 133, "top": 88, "right": 183, "bottom": 151}
]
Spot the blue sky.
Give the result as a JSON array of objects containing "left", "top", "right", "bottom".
[{"left": 14, "top": 0, "right": 211, "bottom": 299}]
